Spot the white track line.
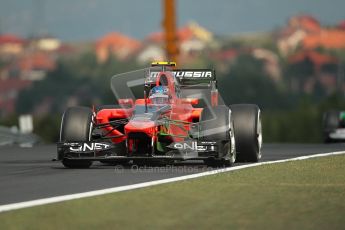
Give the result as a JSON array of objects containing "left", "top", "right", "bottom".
[{"left": 1, "top": 151, "right": 344, "bottom": 213}]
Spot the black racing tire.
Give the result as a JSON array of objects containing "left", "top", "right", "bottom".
[
  {"left": 60, "top": 106, "right": 94, "bottom": 142},
  {"left": 200, "top": 105, "right": 236, "bottom": 167},
  {"left": 323, "top": 110, "right": 339, "bottom": 143},
  {"left": 60, "top": 106, "right": 93, "bottom": 168},
  {"left": 230, "top": 104, "right": 262, "bottom": 162}
]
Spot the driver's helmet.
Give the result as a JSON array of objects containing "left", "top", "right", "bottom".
[{"left": 149, "top": 86, "right": 169, "bottom": 104}]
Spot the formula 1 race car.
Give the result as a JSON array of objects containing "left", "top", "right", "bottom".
[
  {"left": 323, "top": 110, "right": 345, "bottom": 143},
  {"left": 57, "top": 62, "right": 262, "bottom": 168}
]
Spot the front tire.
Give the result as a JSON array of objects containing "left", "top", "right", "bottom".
[
  {"left": 60, "top": 106, "right": 94, "bottom": 168},
  {"left": 230, "top": 104, "right": 262, "bottom": 162}
]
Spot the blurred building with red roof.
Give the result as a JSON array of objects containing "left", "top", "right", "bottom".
[
  {"left": 0, "top": 34, "right": 26, "bottom": 57},
  {"left": 278, "top": 15, "right": 345, "bottom": 55},
  {"left": 302, "top": 29, "right": 345, "bottom": 49},
  {"left": 95, "top": 32, "right": 141, "bottom": 62},
  {"left": 18, "top": 52, "right": 56, "bottom": 80},
  {"left": 288, "top": 15, "right": 321, "bottom": 33},
  {"left": 139, "top": 22, "right": 213, "bottom": 63},
  {"left": 277, "top": 15, "right": 320, "bottom": 55}
]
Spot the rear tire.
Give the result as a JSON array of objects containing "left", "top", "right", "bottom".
[
  {"left": 230, "top": 104, "right": 262, "bottom": 162},
  {"left": 60, "top": 106, "right": 93, "bottom": 168},
  {"left": 200, "top": 106, "right": 236, "bottom": 167}
]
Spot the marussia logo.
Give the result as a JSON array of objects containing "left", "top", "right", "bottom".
[
  {"left": 69, "top": 143, "right": 111, "bottom": 152},
  {"left": 149, "top": 71, "right": 213, "bottom": 80},
  {"left": 173, "top": 71, "right": 212, "bottom": 78}
]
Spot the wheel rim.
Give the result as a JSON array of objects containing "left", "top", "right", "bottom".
[
  {"left": 230, "top": 124, "right": 236, "bottom": 163},
  {"left": 228, "top": 110, "right": 236, "bottom": 163},
  {"left": 59, "top": 111, "right": 66, "bottom": 142},
  {"left": 88, "top": 114, "right": 94, "bottom": 141},
  {"left": 256, "top": 110, "right": 262, "bottom": 159}
]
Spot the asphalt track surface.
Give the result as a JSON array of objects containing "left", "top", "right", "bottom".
[{"left": 0, "top": 143, "right": 345, "bottom": 205}]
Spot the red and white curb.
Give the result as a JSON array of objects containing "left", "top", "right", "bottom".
[{"left": 1, "top": 151, "right": 344, "bottom": 213}]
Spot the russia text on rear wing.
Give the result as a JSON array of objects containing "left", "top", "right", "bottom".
[{"left": 173, "top": 69, "right": 216, "bottom": 89}]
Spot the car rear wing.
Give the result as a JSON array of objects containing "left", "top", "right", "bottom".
[
  {"left": 173, "top": 69, "right": 218, "bottom": 107},
  {"left": 147, "top": 68, "right": 216, "bottom": 88},
  {"left": 146, "top": 67, "right": 219, "bottom": 106}
]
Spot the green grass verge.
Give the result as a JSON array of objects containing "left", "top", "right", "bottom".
[{"left": 1, "top": 155, "right": 345, "bottom": 230}]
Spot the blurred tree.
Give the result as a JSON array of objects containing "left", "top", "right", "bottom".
[
  {"left": 218, "top": 54, "right": 289, "bottom": 109},
  {"left": 16, "top": 61, "right": 89, "bottom": 114},
  {"left": 285, "top": 58, "right": 314, "bottom": 93}
]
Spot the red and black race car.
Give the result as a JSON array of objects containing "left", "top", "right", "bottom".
[{"left": 57, "top": 62, "right": 262, "bottom": 168}]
